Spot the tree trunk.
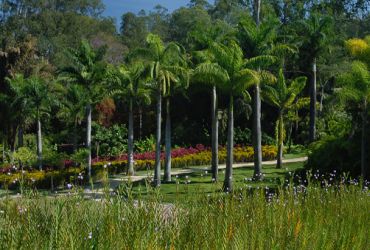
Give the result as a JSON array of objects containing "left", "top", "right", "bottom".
[
  {"left": 276, "top": 113, "right": 284, "bottom": 169},
  {"left": 361, "top": 103, "right": 367, "bottom": 180},
  {"left": 154, "top": 90, "right": 162, "bottom": 187},
  {"left": 86, "top": 104, "right": 92, "bottom": 181},
  {"left": 287, "top": 122, "right": 293, "bottom": 153},
  {"left": 18, "top": 125, "right": 23, "bottom": 148},
  {"left": 253, "top": 84, "right": 263, "bottom": 180},
  {"left": 37, "top": 117, "right": 43, "bottom": 171},
  {"left": 211, "top": 86, "right": 219, "bottom": 182},
  {"left": 253, "top": 1, "right": 263, "bottom": 180},
  {"left": 254, "top": 0, "right": 261, "bottom": 26},
  {"left": 309, "top": 58, "right": 317, "bottom": 142},
  {"left": 164, "top": 98, "right": 171, "bottom": 182},
  {"left": 319, "top": 83, "right": 324, "bottom": 114},
  {"left": 2, "top": 138, "right": 5, "bottom": 163},
  {"left": 73, "top": 120, "right": 78, "bottom": 153},
  {"left": 223, "top": 95, "right": 234, "bottom": 192},
  {"left": 139, "top": 106, "right": 143, "bottom": 139},
  {"left": 127, "top": 97, "right": 135, "bottom": 176}
]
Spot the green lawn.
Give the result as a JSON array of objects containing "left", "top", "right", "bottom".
[{"left": 128, "top": 162, "right": 304, "bottom": 202}]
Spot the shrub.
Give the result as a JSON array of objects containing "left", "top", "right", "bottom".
[
  {"left": 93, "top": 123, "right": 128, "bottom": 157},
  {"left": 92, "top": 145, "right": 277, "bottom": 171},
  {"left": 306, "top": 135, "right": 361, "bottom": 177}
]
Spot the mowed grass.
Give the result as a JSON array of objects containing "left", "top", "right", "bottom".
[{"left": 129, "top": 162, "right": 304, "bottom": 202}]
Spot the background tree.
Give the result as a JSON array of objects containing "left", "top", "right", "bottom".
[
  {"left": 238, "top": 16, "right": 280, "bottom": 180},
  {"left": 298, "top": 14, "right": 333, "bottom": 142},
  {"left": 57, "top": 84, "right": 88, "bottom": 153},
  {"left": 190, "top": 20, "right": 233, "bottom": 182},
  {"left": 263, "top": 69, "right": 306, "bottom": 168},
  {"left": 60, "top": 40, "right": 107, "bottom": 180},
  {"left": 108, "top": 62, "right": 151, "bottom": 176},
  {"left": 206, "top": 40, "right": 260, "bottom": 191},
  {"left": 135, "top": 34, "right": 188, "bottom": 186},
  {"left": 337, "top": 61, "right": 369, "bottom": 180},
  {"left": 9, "top": 75, "right": 53, "bottom": 170}
]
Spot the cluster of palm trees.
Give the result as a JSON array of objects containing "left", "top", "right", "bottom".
[{"left": 3, "top": 14, "right": 313, "bottom": 192}]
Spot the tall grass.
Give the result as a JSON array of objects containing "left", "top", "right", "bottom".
[{"left": 0, "top": 182, "right": 368, "bottom": 249}]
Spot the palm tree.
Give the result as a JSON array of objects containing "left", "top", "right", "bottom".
[
  {"left": 337, "top": 61, "right": 370, "bottom": 180},
  {"left": 60, "top": 40, "right": 107, "bottom": 180},
  {"left": 298, "top": 14, "right": 333, "bottom": 142},
  {"left": 134, "top": 34, "right": 188, "bottom": 186},
  {"left": 1, "top": 74, "right": 29, "bottom": 153},
  {"left": 163, "top": 69, "right": 189, "bottom": 183},
  {"left": 190, "top": 22, "right": 233, "bottom": 182},
  {"left": 193, "top": 61, "right": 226, "bottom": 182},
  {"left": 238, "top": 17, "right": 281, "bottom": 180},
  {"left": 203, "top": 40, "right": 261, "bottom": 192},
  {"left": 58, "top": 84, "right": 88, "bottom": 153},
  {"left": 9, "top": 75, "right": 52, "bottom": 170},
  {"left": 108, "top": 62, "right": 151, "bottom": 176},
  {"left": 263, "top": 69, "right": 307, "bottom": 168}
]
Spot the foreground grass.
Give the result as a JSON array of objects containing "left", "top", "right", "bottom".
[{"left": 0, "top": 181, "right": 368, "bottom": 249}]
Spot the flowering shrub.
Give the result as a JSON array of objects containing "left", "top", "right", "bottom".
[
  {"left": 92, "top": 145, "right": 277, "bottom": 172},
  {"left": 0, "top": 144, "right": 277, "bottom": 189}
]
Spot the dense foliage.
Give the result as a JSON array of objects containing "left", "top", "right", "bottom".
[{"left": 0, "top": 0, "right": 369, "bottom": 187}]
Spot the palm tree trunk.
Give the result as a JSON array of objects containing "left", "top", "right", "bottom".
[
  {"left": 253, "top": 84, "right": 263, "bottom": 180},
  {"left": 287, "top": 122, "right": 293, "bottom": 153},
  {"left": 86, "top": 104, "right": 92, "bottom": 181},
  {"left": 139, "top": 106, "right": 143, "bottom": 139},
  {"left": 211, "top": 86, "right": 219, "bottom": 182},
  {"left": 223, "top": 95, "right": 234, "bottom": 192},
  {"left": 154, "top": 90, "right": 162, "bottom": 187},
  {"left": 253, "top": 1, "right": 262, "bottom": 179},
  {"left": 37, "top": 117, "right": 43, "bottom": 171},
  {"left": 2, "top": 138, "right": 5, "bottom": 162},
  {"left": 319, "top": 83, "right": 324, "bottom": 114},
  {"left": 309, "top": 58, "right": 317, "bottom": 142},
  {"left": 277, "top": 113, "right": 284, "bottom": 169},
  {"left": 164, "top": 98, "right": 171, "bottom": 182},
  {"left": 254, "top": 0, "right": 261, "bottom": 25},
  {"left": 127, "top": 97, "right": 135, "bottom": 176},
  {"left": 361, "top": 103, "right": 367, "bottom": 180},
  {"left": 73, "top": 119, "right": 78, "bottom": 153},
  {"left": 18, "top": 125, "right": 23, "bottom": 148}
]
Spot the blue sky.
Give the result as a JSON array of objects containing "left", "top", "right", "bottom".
[{"left": 102, "top": 0, "right": 190, "bottom": 24}]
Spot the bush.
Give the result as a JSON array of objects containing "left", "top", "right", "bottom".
[
  {"left": 134, "top": 135, "right": 155, "bottom": 153},
  {"left": 0, "top": 145, "right": 277, "bottom": 189},
  {"left": 306, "top": 135, "right": 361, "bottom": 177},
  {"left": 93, "top": 123, "right": 128, "bottom": 157},
  {"left": 92, "top": 145, "right": 277, "bottom": 171}
]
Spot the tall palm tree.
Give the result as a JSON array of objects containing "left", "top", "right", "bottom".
[
  {"left": 57, "top": 84, "right": 88, "bottom": 153},
  {"left": 9, "top": 75, "right": 52, "bottom": 170},
  {"left": 190, "top": 22, "right": 233, "bottom": 182},
  {"left": 201, "top": 40, "right": 262, "bottom": 192},
  {"left": 2, "top": 74, "right": 29, "bottom": 152},
  {"left": 263, "top": 69, "right": 307, "bottom": 168},
  {"left": 298, "top": 14, "right": 333, "bottom": 142},
  {"left": 133, "top": 34, "right": 188, "bottom": 186},
  {"left": 108, "top": 62, "right": 151, "bottom": 176},
  {"left": 238, "top": 17, "right": 281, "bottom": 180},
  {"left": 163, "top": 68, "right": 189, "bottom": 183},
  {"left": 193, "top": 61, "right": 226, "bottom": 182},
  {"left": 60, "top": 40, "right": 107, "bottom": 180},
  {"left": 337, "top": 61, "right": 370, "bottom": 180}
]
